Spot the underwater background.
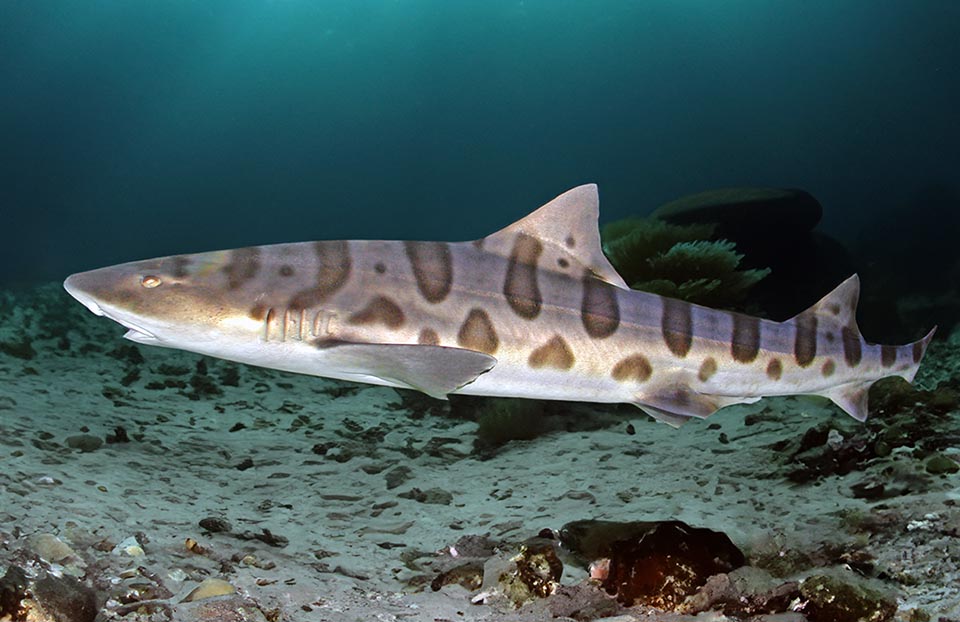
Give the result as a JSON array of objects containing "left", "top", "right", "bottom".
[{"left": 1, "top": 1, "right": 959, "bottom": 295}]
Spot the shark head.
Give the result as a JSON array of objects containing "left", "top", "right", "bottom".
[{"left": 63, "top": 250, "right": 256, "bottom": 349}]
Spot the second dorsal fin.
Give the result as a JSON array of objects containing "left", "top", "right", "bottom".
[{"left": 481, "top": 185, "right": 629, "bottom": 289}]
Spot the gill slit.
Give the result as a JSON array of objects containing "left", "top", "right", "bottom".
[{"left": 264, "top": 308, "right": 277, "bottom": 342}]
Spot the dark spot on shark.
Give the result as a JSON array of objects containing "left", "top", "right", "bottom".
[
  {"left": 881, "top": 344, "right": 897, "bottom": 368},
  {"left": 224, "top": 247, "right": 261, "bottom": 290},
  {"left": 171, "top": 256, "right": 191, "bottom": 278},
  {"left": 504, "top": 233, "right": 543, "bottom": 319},
  {"left": 842, "top": 325, "right": 862, "bottom": 367},
  {"left": 822, "top": 359, "right": 836, "bottom": 377},
  {"left": 794, "top": 313, "right": 817, "bottom": 367},
  {"left": 457, "top": 308, "right": 499, "bottom": 355},
  {"left": 698, "top": 357, "right": 718, "bottom": 382},
  {"left": 766, "top": 358, "right": 783, "bottom": 380},
  {"left": 612, "top": 355, "right": 652, "bottom": 383},
  {"left": 661, "top": 298, "right": 692, "bottom": 357},
  {"left": 581, "top": 273, "right": 620, "bottom": 338},
  {"left": 405, "top": 241, "right": 453, "bottom": 304},
  {"left": 249, "top": 305, "right": 268, "bottom": 321},
  {"left": 731, "top": 313, "right": 761, "bottom": 363},
  {"left": 418, "top": 328, "right": 440, "bottom": 345},
  {"left": 289, "top": 241, "right": 352, "bottom": 310},
  {"left": 348, "top": 296, "right": 405, "bottom": 329},
  {"left": 528, "top": 335, "right": 575, "bottom": 370}
]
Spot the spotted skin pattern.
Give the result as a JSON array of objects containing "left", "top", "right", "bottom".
[{"left": 63, "top": 185, "right": 935, "bottom": 426}]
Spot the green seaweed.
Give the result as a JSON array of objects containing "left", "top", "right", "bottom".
[
  {"left": 601, "top": 217, "right": 769, "bottom": 309},
  {"left": 474, "top": 398, "right": 547, "bottom": 451}
]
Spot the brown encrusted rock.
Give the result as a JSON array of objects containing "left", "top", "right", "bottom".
[
  {"left": 544, "top": 583, "right": 623, "bottom": 620},
  {"left": 30, "top": 573, "right": 99, "bottom": 622},
  {"left": 680, "top": 567, "right": 800, "bottom": 616},
  {"left": 0, "top": 566, "right": 28, "bottom": 620},
  {"left": 559, "top": 519, "right": 744, "bottom": 609},
  {"left": 797, "top": 573, "right": 897, "bottom": 622},
  {"left": 475, "top": 541, "right": 564, "bottom": 608},
  {"left": 430, "top": 561, "right": 484, "bottom": 592}
]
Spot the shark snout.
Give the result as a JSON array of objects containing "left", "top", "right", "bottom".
[
  {"left": 64, "top": 268, "right": 158, "bottom": 342},
  {"left": 64, "top": 271, "right": 107, "bottom": 316}
]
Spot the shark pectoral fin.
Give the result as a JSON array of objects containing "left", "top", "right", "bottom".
[
  {"left": 820, "top": 382, "right": 871, "bottom": 421},
  {"left": 320, "top": 343, "right": 497, "bottom": 399}
]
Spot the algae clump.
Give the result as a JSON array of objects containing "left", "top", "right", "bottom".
[{"left": 601, "top": 216, "right": 769, "bottom": 309}]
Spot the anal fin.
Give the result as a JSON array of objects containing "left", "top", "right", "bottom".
[{"left": 820, "top": 382, "right": 871, "bottom": 422}]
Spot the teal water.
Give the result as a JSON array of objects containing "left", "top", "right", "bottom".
[{"left": 0, "top": 1, "right": 957, "bottom": 287}]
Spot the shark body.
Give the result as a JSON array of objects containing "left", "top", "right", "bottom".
[{"left": 64, "top": 185, "right": 934, "bottom": 425}]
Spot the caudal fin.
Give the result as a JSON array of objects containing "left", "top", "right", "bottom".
[
  {"left": 820, "top": 325, "right": 936, "bottom": 422},
  {"left": 897, "top": 326, "right": 937, "bottom": 384}
]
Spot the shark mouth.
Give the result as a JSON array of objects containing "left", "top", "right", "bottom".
[{"left": 63, "top": 277, "right": 160, "bottom": 343}]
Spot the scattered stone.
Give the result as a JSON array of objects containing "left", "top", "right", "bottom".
[
  {"left": 112, "top": 535, "right": 145, "bottom": 557},
  {"left": 185, "top": 371, "right": 222, "bottom": 400},
  {"left": 108, "top": 344, "right": 144, "bottom": 365},
  {"left": 199, "top": 517, "right": 233, "bottom": 533},
  {"left": 29, "top": 533, "right": 78, "bottom": 563},
  {"left": 430, "top": 561, "right": 484, "bottom": 591},
  {"left": 66, "top": 434, "right": 103, "bottom": 453},
  {"left": 449, "top": 535, "right": 498, "bottom": 558},
  {"left": 544, "top": 583, "right": 623, "bottom": 620},
  {"left": 105, "top": 426, "right": 129, "bottom": 443},
  {"left": 157, "top": 363, "right": 190, "bottom": 376},
  {"left": 797, "top": 573, "right": 896, "bottom": 622},
  {"left": 0, "top": 566, "right": 28, "bottom": 619},
  {"left": 237, "top": 528, "right": 288, "bottom": 548},
  {"left": 559, "top": 519, "right": 744, "bottom": 609},
  {"left": 119, "top": 367, "right": 140, "bottom": 386},
  {"left": 384, "top": 465, "right": 412, "bottom": 490},
  {"left": 680, "top": 567, "right": 800, "bottom": 616},
  {"left": 925, "top": 452, "right": 959, "bottom": 474},
  {"left": 357, "top": 521, "right": 415, "bottom": 536},
  {"left": 398, "top": 487, "right": 453, "bottom": 505},
  {"left": 473, "top": 542, "right": 563, "bottom": 608},
  {"left": 181, "top": 577, "right": 236, "bottom": 602},
  {"left": 220, "top": 364, "right": 240, "bottom": 386},
  {"left": 0, "top": 338, "right": 36, "bottom": 360},
  {"left": 30, "top": 573, "right": 98, "bottom": 622}
]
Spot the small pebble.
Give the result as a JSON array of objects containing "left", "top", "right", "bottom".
[
  {"left": 181, "top": 578, "right": 236, "bottom": 602},
  {"left": 29, "top": 533, "right": 77, "bottom": 562},
  {"left": 66, "top": 434, "right": 103, "bottom": 453}
]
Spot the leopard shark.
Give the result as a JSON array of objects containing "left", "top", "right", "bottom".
[{"left": 63, "top": 185, "right": 935, "bottom": 426}]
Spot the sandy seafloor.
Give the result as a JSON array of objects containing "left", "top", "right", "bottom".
[{"left": 1, "top": 284, "right": 959, "bottom": 622}]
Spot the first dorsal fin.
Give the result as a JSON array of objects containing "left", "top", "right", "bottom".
[
  {"left": 794, "top": 274, "right": 861, "bottom": 328},
  {"left": 482, "top": 185, "right": 629, "bottom": 289}
]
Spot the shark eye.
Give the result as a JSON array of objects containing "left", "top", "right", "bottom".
[{"left": 140, "top": 275, "right": 162, "bottom": 289}]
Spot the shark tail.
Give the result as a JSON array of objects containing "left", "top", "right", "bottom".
[{"left": 820, "top": 325, "right": 937, "bottom": 422}]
